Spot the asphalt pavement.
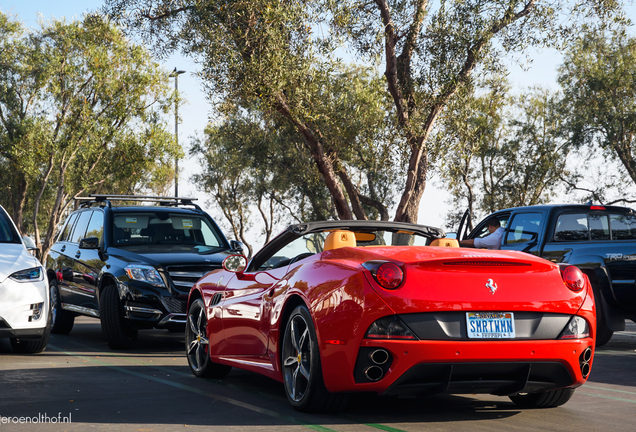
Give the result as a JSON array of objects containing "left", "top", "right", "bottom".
[{"left": 0, "top": 317, "right": 635, "bottom": 431}]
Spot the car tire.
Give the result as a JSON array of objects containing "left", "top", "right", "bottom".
[
  {"left": 592, "top": 288, "right": 614, "bottom": 346},
  {"left": 509, "top": 387, "right": 575, "bottom": 408},
  {"left": 281, "top": 305, "right": 349, "bottom": 412},
  {"left": 186, "top": 298, "right": 232, "bottom": 378},
  {"left": 10, "top": 300, "right": 52, "bottom": 354},
  {"left": 49, "top": 279, "right": 75, "bottom": 335},
  {"left": 100, "top": 283, "right": 138, "bottom": 349}
]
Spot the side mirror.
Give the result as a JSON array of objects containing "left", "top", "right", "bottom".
[
  {"left": 229, "top": 240, "right": 245, "bottom": 254},
  {"left": 79, "top": 237, "right": 100, "bottom": 250},
  {"left": 22, "top": 236, "right": 37, "bottom": 251},
  {"left": 222, "top": 254, "right": 248, "bottom": 273}
]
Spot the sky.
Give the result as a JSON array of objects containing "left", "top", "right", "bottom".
[{"left": 2, "top": 1, "right": 631, "bottom": 244}]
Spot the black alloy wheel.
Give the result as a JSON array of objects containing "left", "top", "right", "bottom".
[
  {"left": 281, "top": 305, "right": 348, "bottom": 412},
  {"left": 186, "top": 298, "right": 231, "bottom": 378}
]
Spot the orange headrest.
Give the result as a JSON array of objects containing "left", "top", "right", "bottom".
[
  {"left": 323, "top": 230, "right": 357, "bottom": 251},
  {"left": 429, "top": 238, "right": 459, "bottom": 247}
]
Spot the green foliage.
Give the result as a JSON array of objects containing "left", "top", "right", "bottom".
[
  {"left": 559, "top": 26, "right": 636, "bottom": 195},
  {"left": 103, "top": 0, "right": 623, "bottom": 228},
  {"left": 192, "top": 65, "right": 404, "bottom": 248},
  {"left": 436, "top": 80, "right": 568, "bottom": 229},
  {"left": 0, "top": 12, "right": 179, "bottom": 259}
]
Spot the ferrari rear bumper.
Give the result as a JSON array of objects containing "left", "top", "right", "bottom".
[
  {"left": 382, "top": 361, "right": 572, "bottom": 397},
  {"left": 325, "top": 338, "right": 594, "bottom": 396}
]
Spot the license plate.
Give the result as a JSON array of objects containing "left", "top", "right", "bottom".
[{"left": 467, "top": 312, "right": 515, "bottom": 338}]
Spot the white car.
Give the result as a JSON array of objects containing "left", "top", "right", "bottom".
[{"left": 0, "top": 205, "right": 51, "bottom": 353}]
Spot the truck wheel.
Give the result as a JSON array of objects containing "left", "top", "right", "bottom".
[
  {"left": 50, "top": 279, "right": 75, "bottom": 334},
  {"left": 100, "top": 284, "right": 138, "bottom": 349},
  {"left": 592, "top": 287, "right": 614, "bottom": 346}
]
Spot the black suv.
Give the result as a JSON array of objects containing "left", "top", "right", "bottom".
[{"left": 46, "top": 195, "right": 240, "bottom": 349}]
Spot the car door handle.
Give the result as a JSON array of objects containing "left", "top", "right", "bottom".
[
  {"left": 60, "top": 245, "right": 66, "bottom": 253},
  {"left": 75, "top": 251, "right": 81, "bottom": 259}
]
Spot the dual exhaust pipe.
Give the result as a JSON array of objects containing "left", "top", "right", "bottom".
[
  {"left": 580, "top": 347, "right": 592, "bottom": 378},
  {"left": 363, "top": 349, "right": 390, "bottom": 381}
]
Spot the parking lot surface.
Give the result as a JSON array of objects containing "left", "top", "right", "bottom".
[{"left": 1, "top": 318, "right": 635, "bottom": 431}]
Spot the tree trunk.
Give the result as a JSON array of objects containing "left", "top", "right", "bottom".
[
  {"left": 10, "top": 173, "right": 28, "bottom": 234},
  {"left": 275, "top": 95, "right": 353, "bottom": 220}
]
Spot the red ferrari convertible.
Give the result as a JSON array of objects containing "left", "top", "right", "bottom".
[{"left": 186, "top": 221, "right": 595, "bottom": 412}]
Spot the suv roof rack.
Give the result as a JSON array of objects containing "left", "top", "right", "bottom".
[{"left": 75, "top": 194, "right": 201, "bottom": 210}]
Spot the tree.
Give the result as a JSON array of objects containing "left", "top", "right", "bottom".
[
  {"left": 558, "top": 26, "right": 636, "bottom": 201},
  {"left": 0, "top": 13, "right": 180, "bottom": 260},
  {"left": 104, "top": 0, "right": 622, "bottom": 223},
  {"left": 192, "top": 66, "right": 403, "bottom": 251},
  {"left": 436, "top": 82, "right": 568, "bottom": 229},
  {"left": 191, "top": 112, "right": 331, "bottom": 257}
]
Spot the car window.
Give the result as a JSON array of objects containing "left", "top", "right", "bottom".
[
  {"left": 260, "top": 233, "right": 327, "bottom": 270},
  {"left": 70, "top": 211, "right": 92, "bottom": 243},
  {"left": 0, "top": 208, "right": 20, "bottom": 244},
  {"left": 59, "top": 212, "right": 79, "bottom": 242},
  {"left": 589, "top": 214, "right": 610, "bottom": 240},
  {"left": 85, "top": 210, "right": 104, "bottom": 243},
  {"left": 553, "top": 213, "right": 589, "bottom": 241},
  {"left": 473, "top": 215, "right": 509, "bottom": 239},
  {"left": 610, "top": 213, "right": 636, "bottom": 240},
  {"left": 111, "top": 212, "right": 224, "bottom": 251},
  {"left": 505, "top": 212, "right": 542, "bottom": 244}
]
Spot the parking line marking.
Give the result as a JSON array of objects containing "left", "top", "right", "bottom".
[
  {"left": 347, "top": 421, "right": 406, "bottom": 432},
  {"left": 584, "top": 384, "right": 636, "bottom": 397},
  {"left": 47, "top": 340, "right": 408, "bottom": 432},
  {"left": 578, "top": 392, "right": 636, "bottom": 404},
  {"left": 47, "top": 344, "right": 336, "bottom": 432}
]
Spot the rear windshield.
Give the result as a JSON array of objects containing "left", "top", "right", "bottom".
[
  {"left": 0, "top": 208, "right": 20, "bottom": 244},
  {"left": 553, "top": 211, "right": 636, "bottom": 241},
  {"left": 111, "top": 212, "right": 225, "bottom": 253},
  {"left": 610, "top": 214, "right": 636, "bottom": 240}
]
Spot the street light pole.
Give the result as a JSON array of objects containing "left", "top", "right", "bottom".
[{"left": 169, "top": 68, "right": 186, "bottom": 197}]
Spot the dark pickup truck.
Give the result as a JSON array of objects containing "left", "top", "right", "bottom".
[{"left": 459, "top": 204, "right": 636, "bottom": 345}]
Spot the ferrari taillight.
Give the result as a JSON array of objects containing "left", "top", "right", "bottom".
[
  {"left": 559, "top": 265, "right": 586, "bottom": 292},
  {"left": 362, "top": 261, "right": 404, "bottom": 290}
]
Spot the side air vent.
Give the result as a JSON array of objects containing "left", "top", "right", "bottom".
[
  {"left": 210, "top": 293, "right": 223, "bottom": 306},
  {"left": 443, "top": 261, "right": 531, "bottom": 267}
]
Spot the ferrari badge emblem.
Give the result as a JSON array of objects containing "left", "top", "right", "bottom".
[{"left": 486, "top": 278, "right": 498, "bottom": 295}]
